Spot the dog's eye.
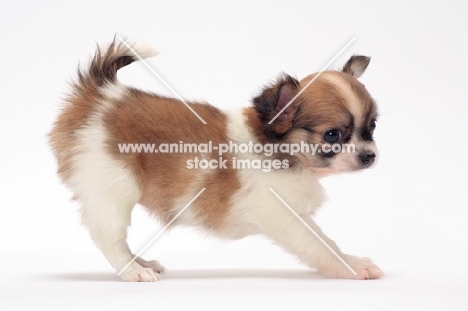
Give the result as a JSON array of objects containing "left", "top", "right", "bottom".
[
  {"left": 370, "top": 121, "right": 376, "bottom": 133},
  {"left": 323, "top": 129, "right": 342, "bottom": 143}
]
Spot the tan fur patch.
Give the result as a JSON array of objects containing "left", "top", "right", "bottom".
[
  {"left": 319, "top": 72, "right": 376, "bottom": 126},
  {"left": 103, "top": 89, "right": 240, "bottom": 228},
  {"left": 295, "top": 72, "right": 377, "bottom": 134},
  {"left": 48, "top": 83, "right": 100, "bottom": 184}
]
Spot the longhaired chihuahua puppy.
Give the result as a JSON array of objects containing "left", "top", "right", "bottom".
[{"left": 49, "top": 39, "right": 383, "bottom": 281}]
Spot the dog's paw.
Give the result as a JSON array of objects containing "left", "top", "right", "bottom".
[
  {"left": 120, "top": 266, "right": 161, "bottom": 282},
  {"left": 345, "top": 254, "right": 384, "bottom": 279},
  {"left": 319, "top": 254, "right": 384, "bottom": 280},
  {"left": 134, "top": 256, "right": 166, "bottom": 274}
]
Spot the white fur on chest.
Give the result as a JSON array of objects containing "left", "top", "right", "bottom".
[{"left": 216, "top": 109, "right": 326, "bottom": 239}]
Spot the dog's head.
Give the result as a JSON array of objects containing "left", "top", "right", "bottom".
[{"left": 252, "top": 55, "right": 378, "bottom": 177}]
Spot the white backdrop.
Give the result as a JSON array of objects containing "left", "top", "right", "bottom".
[{"left": 1, "top": 0, "right": 468, "bottom": 310}]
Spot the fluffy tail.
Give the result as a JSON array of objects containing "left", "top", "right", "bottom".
[{"left": 78, "top": 38, "right": 158, "bottom": 87}]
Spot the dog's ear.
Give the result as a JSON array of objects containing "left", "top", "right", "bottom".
[
  {"left": 253, "top": 74, "right": 300, "bottom": 134},
  {"left": 342, "top": 55, "right": 370, "bottom": 78}
]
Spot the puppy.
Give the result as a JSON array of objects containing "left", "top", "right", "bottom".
[{"left": 49, "top": 39, "right": 383, "bottom": 282}]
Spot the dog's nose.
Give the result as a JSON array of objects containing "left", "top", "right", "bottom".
[{"left": 359, "top": 153, "right": 375, "bottom": 168}]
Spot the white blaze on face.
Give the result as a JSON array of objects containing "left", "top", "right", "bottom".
[{"left": 321, "top": 72, "right": 364, "bottom": 125}]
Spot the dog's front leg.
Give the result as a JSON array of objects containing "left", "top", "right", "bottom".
[{"left": 253, "top": 203, "right": 383, "bottom": 279}]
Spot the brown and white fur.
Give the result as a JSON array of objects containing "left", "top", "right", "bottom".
[{"left": 49, "top": 39, "right": 383, "bottom": 282}]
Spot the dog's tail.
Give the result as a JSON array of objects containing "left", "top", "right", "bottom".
[{"left": 78, "top": 38, "right": 158, "bottom": 87}]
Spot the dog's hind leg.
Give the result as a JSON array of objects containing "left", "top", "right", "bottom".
[
  {"left": 80, "top": 194, "right": 162, "bottom": 282},
  {"left": 71, "top": 123, "right": 163, "bottom": 282}
]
